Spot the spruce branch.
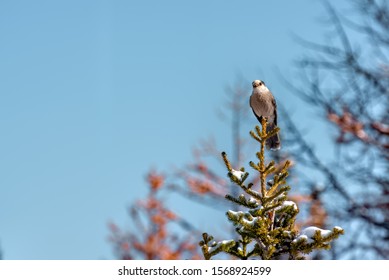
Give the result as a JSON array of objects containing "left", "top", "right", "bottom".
[{"left": 221, "top": 151, "right": 232, "bottom": 172}]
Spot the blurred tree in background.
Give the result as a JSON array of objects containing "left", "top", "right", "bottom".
[
  {"left": 108, "top": 171, "right": 201, "bottom": 259},
  {"left": 283, "top": 0, "right": 389, "bottom": 259}
]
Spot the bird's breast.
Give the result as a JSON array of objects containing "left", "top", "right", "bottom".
[{"left": 250, "top": 92, "right": 274, "bottom": 117}]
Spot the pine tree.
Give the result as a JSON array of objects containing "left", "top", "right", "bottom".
[{"left": 199, "top": 118, "right": 344, "bottom": 260}]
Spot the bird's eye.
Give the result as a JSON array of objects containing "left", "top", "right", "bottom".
[{"left": 259, "top": 82, "right": 262, "bottom": 85}]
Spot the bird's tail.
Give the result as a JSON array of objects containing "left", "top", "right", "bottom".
[{"left": 266, "top": 123, "right": 281, "bottom": 150}]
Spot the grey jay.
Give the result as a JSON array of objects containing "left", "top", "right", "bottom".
[{"left": 250, "top": 80, "right": 281, "bottom": 150}]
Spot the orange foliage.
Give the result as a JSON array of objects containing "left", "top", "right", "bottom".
[
  {"left": 328, "top": 107, "right": 389, "bottom": 151},
  {"left": 327, "top": 107, "right": 368, "bottom": 143},
  {"left": 187, "top": 178, "right": 216, "bottom": 194},
  {"left": 147, "top": 172, "right": 164, "bottom": 191},
  {"left": 109, "top": 170, "right": 201, "bottom": 260}
]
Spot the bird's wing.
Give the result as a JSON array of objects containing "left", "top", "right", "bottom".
[
  {"left": 249, "top": 93, "right": 254, "bottom": 109},
  {"left": 250, "top": 93, "right": 262, "bottom": 123}
]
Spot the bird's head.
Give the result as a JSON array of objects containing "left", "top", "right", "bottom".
[
  {"left": 252, "top": 80, "right": 268, "bottom": 92},
  {"left": 252, "top": 80, "right": 266, "bottom": 88}
]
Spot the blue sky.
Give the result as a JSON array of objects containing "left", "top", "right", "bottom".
[{"left": 0, "top": 0, "right": 345, "bottom": 259}]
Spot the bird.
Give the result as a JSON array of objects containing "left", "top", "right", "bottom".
[{"left": 250, "top": 80, "right": 281, "bottom": 150}]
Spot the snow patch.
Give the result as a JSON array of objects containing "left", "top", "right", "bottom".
[
  {"left": 227, "top": 210, "right": 259, "bottom": 227},
  {"left": 293, "top": 234, "right": 309, "bottom": 243},
  {"left": 292, "top": 226, "right": 333, "bottom": 244},
  {"left": 231, "top": 169, "right": 245, "bottom": 180},
  {"left": 275, "top": 200, "right": 298, "bottom": 212},
  {"left": 248, "top": 197, "right": 259, "bottom": 207},
  {"left": 208, "top": 239, "right": 235, "bottom": 254},
  {"left": 302, "top": 226, "right": 332, "bottom": 239}
]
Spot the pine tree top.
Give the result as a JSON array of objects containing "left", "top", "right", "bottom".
[{"left": 200, "top": 117, "right": 344, "bottom": 260}]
